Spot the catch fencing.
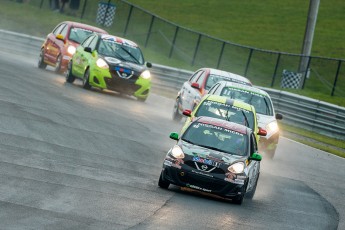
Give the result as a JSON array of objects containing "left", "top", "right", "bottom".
[{"left": 29, "top": 0, "right": 345, "bottom": 98}]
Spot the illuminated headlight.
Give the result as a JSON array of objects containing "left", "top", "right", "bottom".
[
  {"left": 67, "top": 45, "right": 76, "bottom": 55},
  {"left": 96, "top": 58, "right": 109, "bottom": 69},
  {"left": 170, "top": 145, "right": 184, "bottom": 159},
  {"left": 266, "top": 121, "right": 279, "bottom": 133},
  {"left": 141, "top": 70, "right": 151, "bottom": 79},
  {"left": 228, "top": 162, "right": 245, "bottom": 174}
]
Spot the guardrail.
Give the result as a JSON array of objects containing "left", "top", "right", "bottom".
[{"left": 1, "top": 29, "right": 344, "bottom": 140}]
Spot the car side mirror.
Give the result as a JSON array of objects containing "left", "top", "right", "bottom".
[
  {"left": 257, "top": 127, "right": 267, "bottom": 136},
  {"left": 84, "top": 47, "right": 92, "bottom": 53},
  {"left": 146, "top": 62, "right": 152, "bottom": 68},
  {"left": 275, "top": 113, "right": 283, "bottom": 120},
  {"left": 191, "top": 82, "right": 200, "bottom": 89},
  {"left": 169, "top": 132, "right": 179, "bottom": 140},
  {"left": 182, "top": 109, "right": 192, "bottom": 117},
  {"left": 56, "top": 34, "right": 64, "bottom": 41},
  {"left": 249, "top": 153, "right": 262, "bottom": 161}
]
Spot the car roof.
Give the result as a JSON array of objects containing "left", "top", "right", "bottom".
[
  {"left": 196, "top": 116, "right": 249, "bottom": 135},
  {"left": 206, "top": 68, "right": 252, "bottom": 85},
  {"left": 65, "top": 21, "right": 108, "bottom": 34},
  {"left": 218, "top": 81, "right": 270, "bottom": 97},
  {"left": 202, "top": 94, "right": 255, "bottom": 112},
  {"left": 100, "top": 34, "right": 139, "bottom": 47}
]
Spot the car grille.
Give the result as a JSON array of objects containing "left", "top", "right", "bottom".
[
  {"left": 184, "top": 160, "right": 225, "bottom": 174},
  {"left": 105, "top": 71, "right": 141, "bottom": 93},
  {"left": 179, "top": 173, "right": 227, "bottom": 191}
]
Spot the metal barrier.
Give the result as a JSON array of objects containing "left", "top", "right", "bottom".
[{"left": 1, "top": 29, "right": 344, "bottom": 140}]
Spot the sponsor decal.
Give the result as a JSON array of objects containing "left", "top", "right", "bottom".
[
  {"left": 187, "top": 184, "right": 212, "bottom": 193},
  {"left": 192, "top": 156, "right": 220, "bottom": 167},
  {"left": 192, "top": 122, "right": 244, "bottom": 137},
  {"left": 163, "top": 160, "right": 172, "bottom": 167}
]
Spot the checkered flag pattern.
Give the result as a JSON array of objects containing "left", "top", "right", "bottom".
[
  {"left": 96, "top": 2, "right": 116, "bottom": 27},
  {"left": 281, "top": 69, "right": 302, "bottom": 89}
]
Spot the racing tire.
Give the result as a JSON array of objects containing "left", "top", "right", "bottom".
[
  {"left": 172, "top": 98, "right": 182, "bottom": 122},
  {"left": 54, "top": 55, "right": 62, "bottom": 73},
  {"left": 65, "top": 61, "right": 76, "bottom": 83},
  {"left": 83, "top": 69, "right": 92, "bottom": 90},
  {"left": 38, "top": 49, "right": 47, "bottom": 69},
  {"left": 158, "top": 172, "right": 170, "bottom": 189},
  {"left": 232, "top": 194, "right": 244, "bottom": 205},
  {"left": 246, "top": 173, "right": 259, "bottom": 199}
]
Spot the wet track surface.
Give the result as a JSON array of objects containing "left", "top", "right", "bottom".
[{"left": 0, "top": 35, "right": 344, "bottom": 229}]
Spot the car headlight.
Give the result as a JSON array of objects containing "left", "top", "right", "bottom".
[
  {"left": 96, "top": 58, "right": 109, "bottom": 69},
  {"left": 228, "top": 162, "right": 245, "bottom": 174},
  {"left": 141, "top": 70, "right": 151, "bottom": 79},
  {"left": 170, "top": 145, "right": 184, "bottom": 159},
  {"left": 67, "top": 45, "right": 76, "bottom": 55},
  {"left": 266, "top": 121, "right": 279, "bottom": 133}
]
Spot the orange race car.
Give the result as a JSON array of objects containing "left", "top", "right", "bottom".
[{"left": 38, "top": 21, "right": 108, "bottom": 74}]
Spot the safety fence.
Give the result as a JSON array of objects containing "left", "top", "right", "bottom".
[{"left": 26, "top": 0, "right": 345, "bottom": 98}]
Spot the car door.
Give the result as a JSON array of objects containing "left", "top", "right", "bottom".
[
  {"left": 80, "top": 35, "right": 99, "bottom": 77},
  {"left": 46, "top": 23, "right": 68, "bottom": 63},
  {"left": 73, "top": 35, "right": 94, "bottom": 77},
  {"left": 246, "top": 133, "right": 260, "bottom": 192},
  {"left": 183, "top": 70, "right": 205, "bottom": 111}
]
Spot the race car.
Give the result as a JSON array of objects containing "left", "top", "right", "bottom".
[
  {"left": 66, "top": 34, "right": 152, "bottom": 101},
  {"left": 181, "top": 94, "right": 267, "bottom": 144},
  {"left": 208, "top": 81, "right": 283, "bottom": 158},
  {"left": 38, "top": 21, "right": 108, "bottom": 73},
  {"left": 172, "top": 67, "right": 252, "bottom": 121},
  {"left": 158, "top": 116, "right": 263, "bottom": 204}
]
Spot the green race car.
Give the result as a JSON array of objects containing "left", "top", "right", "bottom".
[{"left": 66, "top": 33, "right": 152, "bottom": 101}]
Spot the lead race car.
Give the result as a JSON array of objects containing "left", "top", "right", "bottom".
[
  {"left": 66, "top": 33, "right": 152, "bottom": 101},
  {"left": 158, "top": 116, "right": 263, "bottom": 205}
]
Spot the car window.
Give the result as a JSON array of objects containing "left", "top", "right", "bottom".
[
  {"left": 206, "top": 74, "right": 251, "bottom": 90},
  {"left": 208, "top": 83, "right": 220, "bottom": 94},
  {"left": 98, "top": 37, "right": 144, "bottom": 65},
  {"left": 69, "top": 27, "right": 96, "bottom": 44},
  {"left": 250, "top": 133, "right": 258, "bottom": 153},
  {"left": 196, "top": 71, "right": 206, "bottom": 86},
  {"left": 195, "top": 100, "right": 255, "bottom": 130},
  {"left": 88, "top": 36, "right": 98, "bottom": 51},
  {"left": 189, "top": 70, "right": 203, "bottom": 83},
  {"left": 220, "top": 87, "right": 273, "bottom": 116},
  {"left": 53, "top": 23, "right": 65, "bottom": 35},
  {"left": 182, "top": 122, "right": 248, "bottom": 156},
  {"left": 60, "top": 24, "right": 68, "bottom": 37},
  {"left": 81, "top": 35, "right": 94, "bottom": 48}
]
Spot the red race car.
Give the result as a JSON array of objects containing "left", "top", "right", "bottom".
[{"left": 38, "top": 21, "right": 108, "bottom": 74}]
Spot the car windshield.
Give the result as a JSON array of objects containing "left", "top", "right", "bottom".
[
  {"left": 205, "top": 74, "right": 250, "bottom": 90},
  {"left": 68, "top": 27, "right": 95, "bottom": 44},
  {"left": 182, "top": 122, "right": 248, "bottom": 156},
  {"left": 220, "top": 87, "right": 273, "bottom": 116},
  {"left": 195, "top": 100, "right": 255, "bottom": 130},
  {"left": 98, "top": 38, "right": 144, "bottom": 65}
]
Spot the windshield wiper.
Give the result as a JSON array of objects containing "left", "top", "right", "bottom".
[
  {"left": 241, "top": 110, "right": 250, "bottom": 128},
  {"left": 119, "top": 46, "right": 140, "bottom": 64}
]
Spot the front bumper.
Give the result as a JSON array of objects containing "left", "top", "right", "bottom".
[
  {"left": 161, "top": 162, "right": 247, "bottom": 198},
  {"left": 89, "top": 67, "right": 151, "bottom": 99}
]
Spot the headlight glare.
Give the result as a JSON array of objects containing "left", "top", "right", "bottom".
[
  {"left": 141, "top": 70, "right": 151, "bottom": 79},
  {"left": 96, "top": 58, "right": 109, "bottom": 69},
  {"left": 266, "top": 121, "right": 279, "bottom": 133},
  {"left": 171, "top": 145, "right": 184, "bottom": 159},
  {"left": 67, "top": 45, "right": 76, "bottom": 55},
  {"left": 228, "top": 162, "right": 245, "bottom": 174}
]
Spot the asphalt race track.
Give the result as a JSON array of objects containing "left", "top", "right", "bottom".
[{"left": 0, "top": 33, "right": 344, "bottom": 230}]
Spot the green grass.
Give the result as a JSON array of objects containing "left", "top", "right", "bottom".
[{"left": 281, "top": 124, "right": 345, "bottom": 158}]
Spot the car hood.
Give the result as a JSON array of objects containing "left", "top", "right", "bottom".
[
  {"left": 180, "top": 141, "right": 244, "bottom": 165},
  {"left": 256, "top": 113, "right": 276, "bottom": 128},
  {"left": 101, "top": 56, "right": 146, "bottom": 72}
]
